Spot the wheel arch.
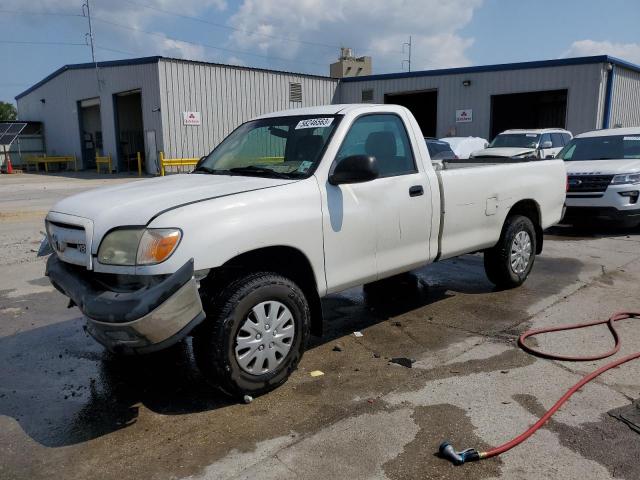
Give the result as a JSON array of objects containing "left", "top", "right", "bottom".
[
  {"left": 505, "top": 199, "right": 543, "bottom": 254},
  {"left": 203, "top": 246, "right": 323, "bottom": 337}
]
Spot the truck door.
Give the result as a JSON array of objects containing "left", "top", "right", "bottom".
[{"left": 322, "top": 113, "right": 431, "bottom": 293}]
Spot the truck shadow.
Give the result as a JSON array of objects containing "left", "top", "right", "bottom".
[
  {"left": 546, "top": 223, "right": 640, "bottom": 240},
  {"left": 0, "top": 253, "right": 581, "bottom": 448}
]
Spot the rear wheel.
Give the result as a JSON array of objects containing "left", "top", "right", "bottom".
[
  {"left": 484, "top": 215, "right": 536, "bottom": 289},
  {"left": 193, "top": 272, "right": 310, "bottom": 398}
]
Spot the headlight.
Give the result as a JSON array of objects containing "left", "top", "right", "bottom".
[
  {"left": 136, "top": 228, "right": 182, "bottom": 265},
  {"left": 611, "top": 173, "right": 640, "bottom": 185},
  {"left": 98, "top": 228, "right": 144, "bottom": 265},
  {"left": 97, "top": 228, "right": 181, "bottom": 266}
]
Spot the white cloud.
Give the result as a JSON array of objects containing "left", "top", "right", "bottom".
[
  {"left": 227, "top": 0, "right": 482, "bottom": 73},
  {"left": 563, "top": 40, "right": 640, "bottom": 64},
  {"left": 159, "top": 38, "right": 206, "bottom": 60}
]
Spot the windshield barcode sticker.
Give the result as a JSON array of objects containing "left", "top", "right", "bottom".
[{"left": 296, "top": 118, "right": 334, "bottom": 129}]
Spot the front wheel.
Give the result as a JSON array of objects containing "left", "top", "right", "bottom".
[
  {"left": 484, "top": 215, "right": 536, "bottom": 289},
  {"left": 193, "top": 272, "right": 310, "bottom": 398}
]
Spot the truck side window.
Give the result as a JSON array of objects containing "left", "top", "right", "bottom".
[
  {"left": 336, "top": 114, "right": 416, "bottom": 177},
  {"left": 551, "top": 133, "right": 565, "bottom": 147}
]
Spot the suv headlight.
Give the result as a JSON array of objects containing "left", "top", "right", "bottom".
[
  {"left": 98, "top": 228, "right": 181, "bottom": 266},
  {"left": 611, "top": 173, "right": 640, "bottom": 185}
]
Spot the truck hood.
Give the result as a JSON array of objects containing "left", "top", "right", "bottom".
[
  {"left": 473, "top": 147, "right": 536, "bottom": 158},
  {"left": 50, "top": 174, "right": 295, "bottom": 226},
  {"left": 564, "top": 159, "right": 640, "bottom": 175}
]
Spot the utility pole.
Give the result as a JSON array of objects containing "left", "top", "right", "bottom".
[
  {"left": 402, "top": 35, "right": 412, "bottom": 72},
  {"left": 82, "top": 0, "right": 100, "bottom": 91}
]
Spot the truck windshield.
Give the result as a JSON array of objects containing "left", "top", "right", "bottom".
[
  {"left": 196, "top": 115, "right": 341, "bottom": 178},
  {"left": 558, "top": 135, "right": 640, "bottom": 161},
  {"left": 490, "top": 134, "right": 540, "bottom": 149}
]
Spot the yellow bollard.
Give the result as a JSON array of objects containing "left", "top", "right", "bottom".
[
  {"left": 137, "top": 152, "right": 142, "bottom": 177},
  {"left": 159, "top": 151, "right": 165, "bottom": 176}
]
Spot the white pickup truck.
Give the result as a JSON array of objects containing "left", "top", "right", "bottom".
[{"left": 42, "top": 104, "right": 566, "bottom": 397}]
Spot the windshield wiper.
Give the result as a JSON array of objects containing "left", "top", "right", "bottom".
[
  {"left": 228, "top": 166, "right": 294, "bottom": 179},
  {"left": 193, "top": 166, "right": 234, "bottom": 175},
  {"left": 193, "top": 165, "right": 215, "bottom": 174}
]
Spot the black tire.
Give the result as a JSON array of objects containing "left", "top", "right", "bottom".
[
  {"left": 192, "top": 272, "right": 310, "bottom": 398},
  {"left": 484, "top": 215, "right": 537, "bottom": 289}
]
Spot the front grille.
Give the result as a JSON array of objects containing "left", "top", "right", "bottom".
[
  {"left": 567, "top": 174, "right": 613, "bottom": 193},
  {"left": 47, "top": 221, "right": 89, "bottom": 267}
]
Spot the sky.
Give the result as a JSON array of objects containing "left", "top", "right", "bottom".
[{"left": 1, "top": 0, "right": 640, "bottom": 104}]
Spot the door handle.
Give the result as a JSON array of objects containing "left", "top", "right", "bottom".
[{"left": 409, "top": 185, "right": 424, "bottom": 197}]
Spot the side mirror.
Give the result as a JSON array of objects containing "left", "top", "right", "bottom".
[
  {"left": 328, "top": 155, "right": 379, "bottom": 185},
  {"left": 541, "top": 140, "right": 553, "bottom": 149}
]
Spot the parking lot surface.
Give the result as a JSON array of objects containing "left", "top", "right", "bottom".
[{"left": 1, "top": 173, "right": 640, "bottom": 480}]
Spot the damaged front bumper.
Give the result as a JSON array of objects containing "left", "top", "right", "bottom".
[{"left": 46, "top": 254, "right": 205, "bottom": 354}]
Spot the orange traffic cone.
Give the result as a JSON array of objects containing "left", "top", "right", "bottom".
[{"left": 6, "top": 156, "right": 13, "bottom": 174}]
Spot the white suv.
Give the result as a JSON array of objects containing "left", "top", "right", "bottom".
[
  {"left": 560, "top": 127, "right": 640, "bottom": 227},
  {"left": 471, "top": 128, "right": 572, "bottom": 159}
]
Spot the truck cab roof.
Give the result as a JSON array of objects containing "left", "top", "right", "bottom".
[{"left": 255, "top": 104, "right": 387, "bottom": 119}]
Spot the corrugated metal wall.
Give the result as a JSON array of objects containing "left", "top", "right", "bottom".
[
  {"left": 338, "top": 63, "right": 605, "bottom": 139},
  {"left": 158, "top": 59, "right": 339, "bottom": 158},
  {"left": 609, "top": 66, "right": 640, "bottom": 128},
  {"left": 17, "top": 62, "right": 162, "bottom": 171}
]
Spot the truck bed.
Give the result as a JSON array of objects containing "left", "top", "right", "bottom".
[{"left": 435, "top": 159, "right": 566, "bottom": 260}]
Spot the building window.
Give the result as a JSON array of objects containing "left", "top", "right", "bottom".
[
  {"left": 361, "top": 89, "right": 374, "bottom": 103},
  {"left": 289, "top": 82, "right": 302, "bottom": 102}
]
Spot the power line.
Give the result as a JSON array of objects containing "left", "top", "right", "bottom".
[
  {"left": 0, "top": 40, "right": 87, "bottom": 47},
  {"left": 95, "top": 44, "right": 137, "bottom": 56},
  {"left": 92, "top": 16, "right": 328, "bottom": 68},
  {"left": 0, "top": 9, "right": 82, "bottom": 18}
]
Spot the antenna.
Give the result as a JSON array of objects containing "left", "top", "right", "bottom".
[
  {"left": 82, "top": 0, "right": 100, "bottom": 91},
  {"left": 402, "top": 35, "right": 412, "bottom": 72}
]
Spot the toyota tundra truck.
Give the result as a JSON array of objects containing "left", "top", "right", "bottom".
[{"left": 41, "top": 104, "right": 566, "bottom": 397}]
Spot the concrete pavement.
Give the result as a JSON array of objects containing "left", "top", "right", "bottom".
[{"left": 1, "top": 173, "right": 639, "bottom": 480}]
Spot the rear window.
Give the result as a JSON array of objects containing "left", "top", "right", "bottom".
[
  {"left": 425, "top": 139, "right": 455, "bottom": 159},
  {"left": 558, "top": 135, "right": 640, "bottom": 161}
]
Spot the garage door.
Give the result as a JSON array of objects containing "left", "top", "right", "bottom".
[
  {"left": 490, "top": 89, "right": 567, "bottom": 139},
  {"left": 384, "top": 90, "right": 438, "bottom": 138}
]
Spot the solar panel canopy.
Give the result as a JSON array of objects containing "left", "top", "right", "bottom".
[{"left": 0, "top": 122, "right": 27, "bottom": 146}]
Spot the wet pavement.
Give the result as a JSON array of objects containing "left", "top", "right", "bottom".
[{"left": 1, "top": 173, "right": 640, "bottom": 480}]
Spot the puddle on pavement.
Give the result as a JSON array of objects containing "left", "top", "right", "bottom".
[
  {"left": 382, "top": 404, "right": 501, "bottom": 480},
  {"left": 514, "top": 393, "right": 640, "bottom": 480}
]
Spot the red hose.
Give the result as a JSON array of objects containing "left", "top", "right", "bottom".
[{"left": 479, "top": 310, "right": 640, "bottom": 460}]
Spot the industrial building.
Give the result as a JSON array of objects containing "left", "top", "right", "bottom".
[
  {"left": 339, "top": 55, "right": 640, "bottom": 139},
  {"left": 15, "top": 54, "right": 640, "bottom": 173},
  {"left": 15, "top": 57, "right": 338, "bottom": 173}
]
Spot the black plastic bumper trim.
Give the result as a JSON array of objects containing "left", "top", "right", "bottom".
[{"left": 46, "top": 254, "right": 195, "bottom": 323}]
